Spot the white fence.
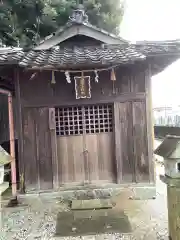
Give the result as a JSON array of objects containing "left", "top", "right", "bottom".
[{"left": 154, "top": 108, "right": 180, "bottom": 127}]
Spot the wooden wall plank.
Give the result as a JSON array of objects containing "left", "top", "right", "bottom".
[
  {"left": 114, "top": 102, "right": 134, "bottom": 183},
  {"left": 35, "top": 108, "right": 53, "bottom": 190},
  {"left": 97, "top": 133, "right": 115, "bottom": 182},
  {"left": 23, "top": 108, "right": 38, "bottom": 191},
  {"left": 67, "top": 137, "right": 75, "bottom": 182},
  {"left": 120, "top": 102, "right": 135, "bottom": 182},
  {"left": 132, "top": 101, "right": 149, "bottom": 182},
  {"left": 57, "top": 136, "right": 84, "bottom": 185},
  {"left": 23, "top": 107, "right": 54, "bottom": 191},
  {"left": 57, "top": 137, "right": 69, "bottom": 184},
  {"left": 19, "top": 67, "right": 145, "bottom": 108},
  {"left": 85, "top": 134, "right": 99, "bottom": 182},
  {"left": 121, "top": 102, "right": 135, "bottom": 182},
  {"left": 72, "top": 136, "right": 85, "bottom": 183},
  {"left": 130, "top": 68, "right": 146, "bottom": 93},
  {"left": 22, "top": 93, "right": 146, "bottom": 108},
  {"left": 85, "top": 133, "right": 114, "bottom": 183}
]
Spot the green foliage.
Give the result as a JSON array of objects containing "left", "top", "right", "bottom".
[{"left": 0, "top": 0, "right": 124, "bottom": 48}]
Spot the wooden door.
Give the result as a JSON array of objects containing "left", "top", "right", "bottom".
[
  {"left": 55, "top": 104, "right": 115, "bottom": 185},
  {"left": 23, "top": 107, "right": 53, "bottom": 192},
  {"left": 84, "top": 105, "right": 115, "bottom": 183},
  {"left": 56, "top": 107, "right": 85, "bottom": 184}
]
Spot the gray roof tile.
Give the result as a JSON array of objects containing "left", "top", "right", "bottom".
[
  {"left": 0, "top": 41, "right": 180, "bottom": 72},
  {"left": 19, "top": 45, "right": 145, "bottom": 68}
]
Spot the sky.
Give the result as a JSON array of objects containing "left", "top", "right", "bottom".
[{"left": 120, "top": 0, "right": 180, "bottom": 107}]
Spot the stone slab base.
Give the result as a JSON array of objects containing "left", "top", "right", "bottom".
[
  {"left": 19, "top": 184, "right": 156, "bottom": 201},
  {"left": 56, "top": 209, "right": 132, "bottom": 237}
]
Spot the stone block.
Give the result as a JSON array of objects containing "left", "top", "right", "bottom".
[{"left": 71, "top": 199, "right": 113, "bottom": 210}]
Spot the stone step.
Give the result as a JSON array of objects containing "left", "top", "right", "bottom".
[
  {"left": 71, "top": 199, "right": 113, "bottom": 210},
  {"left": 56, "top": 210, "right": 132, "bottom": 237}
]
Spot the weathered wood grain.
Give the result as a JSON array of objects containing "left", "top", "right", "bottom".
[
  {"left": 17, "top": 62, "right": 151, "bottom": 191},
  {"left": 35, "top": 108, "right": 53, "bottom": 190},
  {"left": 114, "top": 102, "right": 122, "bottom": 183},
  {"left": 120, "top": 102, "right": 135, "bottom": 183},
  {"left": 49, "top": 108, "right": 59, "bottom": 189},
  {"left": 57, "top": 135, "right": 84, "bottom": 184},
  {"left": 14, "top": 69, "right": 24, "bottom": 192},
  {"left": 85, "top": 133, "right": 114, "bottom": 183},
  {"left": 22, "top": 107, "right": 54, "bottom": 191},
  {"left": 23, "top": 108, "right": 39, "bottom": 191},
  {"left": 132, "top": 101, "right": 149, "bottom": 182},
  {"left": 19, "top": 66, "right": 146, "bottom": 108},
  {"left": 57, "top": 132, "right": 114, "bottom": 185},
  {"left": 145, "top": 65, "right": 155, "bottom": 183}
]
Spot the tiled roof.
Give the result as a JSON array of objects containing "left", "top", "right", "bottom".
[
  {"left": 135, "top": 40, "right": 180, "bottom": 56},
  {"left": 19, "top": 44, "right": 145, "bottom": 69},
  {"left": 0, "top": 40, "right": 180, "bottom": 72},
  {"left": 0, "top": 47, "right": 24, "bottom": 64}
]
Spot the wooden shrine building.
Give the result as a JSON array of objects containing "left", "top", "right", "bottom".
[{"left": 0, "top": 6, "right": 180, "bottom": 196}]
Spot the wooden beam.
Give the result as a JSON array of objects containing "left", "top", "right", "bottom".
[{"left": 22, "top": 93, "right": 146, "bottom": 108}]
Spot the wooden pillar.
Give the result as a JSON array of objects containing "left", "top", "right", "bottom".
[
  {"left": 145, "top": 64, "right": 155, "bottom": 183},
  {"left": 14, "top": 69, "right": 25, "bottom": 193},
  {"left": 49, "top": 108, "right": 59, "bottom": 189},
  {"left": 114, "top": 102, "right": 122, "bottom": 184},
  {"left": 8, "top": 93, "right": 17, "bottom": 197},
  {"left": 0, "top": 87, "right": 17, "bottom": 197}
]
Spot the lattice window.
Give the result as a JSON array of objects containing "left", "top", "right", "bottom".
[
  {"left": 55, "top": 104, "right": 113, "bottom": 136},
  {"left": 84, "top": 105, "right": 113, "bottom": 134},
  {"left": 55, "top": 107, "right": 83, "bottom": 136}
]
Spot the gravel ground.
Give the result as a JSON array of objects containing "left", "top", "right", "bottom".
[{"left": 0, "top": 162, "right": 168, "bottom": 240}]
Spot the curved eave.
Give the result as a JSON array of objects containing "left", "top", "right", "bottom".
[
  {"left": 147, "top": 54, "right": 180, "bottom": 76},
  {"left": 0, "top": 41, "right": 180, "bottom": 77}
]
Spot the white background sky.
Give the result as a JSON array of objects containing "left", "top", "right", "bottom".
[{"left": 120, "top": 0, "right": 180, "bottom": 107}]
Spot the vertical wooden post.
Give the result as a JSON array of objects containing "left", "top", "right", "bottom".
[
  {"left": 14, "top": 69, "right": 25, "bottom": 193},
  {"left": 114, "top": 102, "right": 122, "bottom": 184},
  {"left": 145, "top": 64, "right": 155, "bottom": 183},
  {"left": 49, "top": 108, "right": 59, "bottom": 189},
  {"left": 8, "top": 93, "right": 17, "bottom": 197},
  {"left": 0, "top": 87, "right": 17, "bottom": 198}
]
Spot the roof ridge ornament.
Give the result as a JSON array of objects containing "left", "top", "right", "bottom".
[{"left": 69, "top": 4, "right": 88, "bottom": 24}]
